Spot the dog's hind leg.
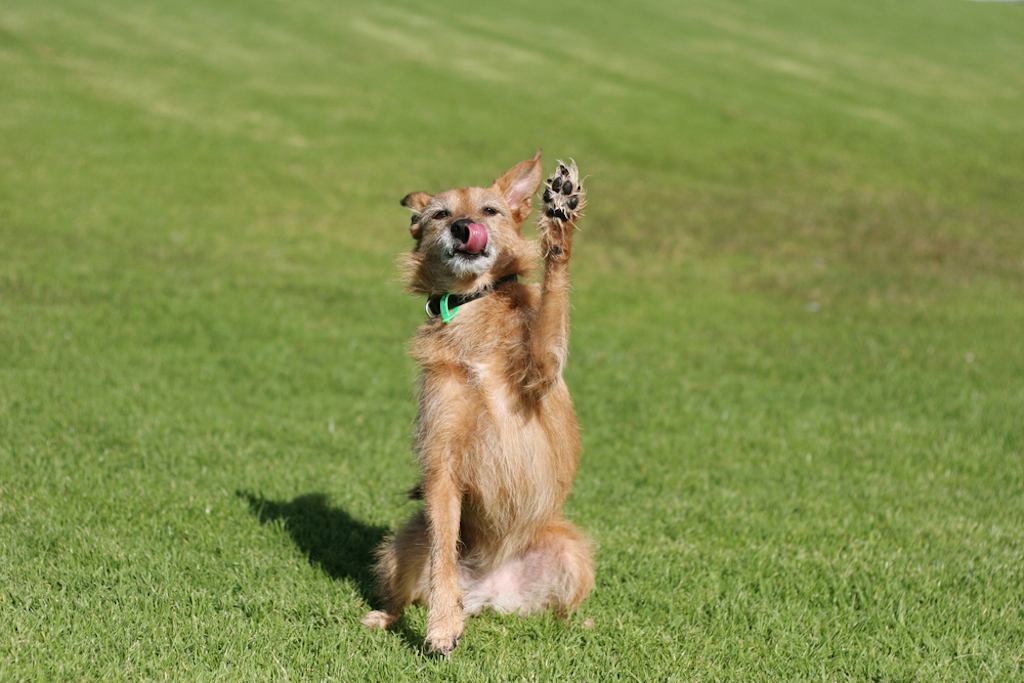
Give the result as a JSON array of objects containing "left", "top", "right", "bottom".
[
  {"left": 362, "top": 511, "right": 430, "bottom": 629},
  {"left": 534, "top": 517, "right": 595, "bottom": 616},
  {"left": 460, "top": 517, "right": 594, "bottom": 617}
]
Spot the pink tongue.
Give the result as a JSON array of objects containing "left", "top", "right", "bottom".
[{"left": 461, "top": 223, "right": 488, "bottom": 254}]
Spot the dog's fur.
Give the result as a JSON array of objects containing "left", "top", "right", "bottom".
[{"left": 361, "top": 151, "right": 593, "bottom": 656}]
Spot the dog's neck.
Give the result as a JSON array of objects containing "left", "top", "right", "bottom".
[{"left": 425, "top": 273, "right": 519, "bottom": 323}]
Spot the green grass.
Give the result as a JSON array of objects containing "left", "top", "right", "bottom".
[{"left": 2, "top": 0, "right": 1023, "bottom": 680}]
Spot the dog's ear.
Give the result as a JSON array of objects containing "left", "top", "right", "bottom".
[
  {"left": 402, "top": 192, "right": 431, "bottom": 239},
  {"left": 402, "top": 192, "right": 431, "bottom": 212},
  {"left": 494, "top": 150, "right": 543, "bottom": 223}
]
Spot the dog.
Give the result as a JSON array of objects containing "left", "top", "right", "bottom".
[{"left": 361, "top": 151, "right": 594, "bottom": 656}]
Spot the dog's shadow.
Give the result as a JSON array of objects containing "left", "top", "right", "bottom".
[
  {"left": 239, "top": 491, "right": 387, "bottom": 604},
  {"left": 240, "top": 492, "right": 426, "bottom": 649}
]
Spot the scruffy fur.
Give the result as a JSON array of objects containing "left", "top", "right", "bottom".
[{"left": 361, "top": 151, "right": 594, "bottom": 656}]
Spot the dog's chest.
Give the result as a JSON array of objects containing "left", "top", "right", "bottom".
[
  {"left": 470, "top": 360, "right": 516, "bottom": 421},
  {"left": 465, "top": 360, "right": 558, "bottom": 515}
]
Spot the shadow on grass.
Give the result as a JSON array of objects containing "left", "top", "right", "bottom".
[
  {"left": 239, "top": 491, "right": 431, "bottom": 652},
  {"left": 239, "top": 491, "right": 388, "bottom": 605}
]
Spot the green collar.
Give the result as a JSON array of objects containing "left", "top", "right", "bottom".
[{"left": 425, "top": 274, "right": 519, "bottom": 323}]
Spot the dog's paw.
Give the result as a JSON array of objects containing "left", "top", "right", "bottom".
[
  {"left": 425, "top": 618, "right": 464, "bottom": 659},
  {"left": 426, "top": 631, "right": 462, "bottom": 659},
  {"left": 540, "top": 160, "right": 585, "bottom": 260},
  {"left": 361, "top": 610, "right": 397, "bottom": 630},
  {"left": 542, "top": 160, "right": 585, "bottom": 225}
]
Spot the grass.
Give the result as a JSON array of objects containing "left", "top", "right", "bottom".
[{"left": 2, "top": 0, "right": 1023, "bottom": 680}]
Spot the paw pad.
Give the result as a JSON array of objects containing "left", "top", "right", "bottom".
[{"left": 542, "top": 160, "right": 585, "bottom": 223}]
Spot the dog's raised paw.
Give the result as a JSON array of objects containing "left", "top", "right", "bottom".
[{"left": 542, "top": 160, "right": 585, "bottom": 224}]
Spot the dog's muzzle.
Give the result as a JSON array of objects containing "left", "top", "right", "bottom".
[{"left": 450, "top": 219, "right": 488, "bottom": 255}]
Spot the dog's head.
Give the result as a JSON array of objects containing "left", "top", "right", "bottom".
[{"left": 400, "top": 151, "right": 544, "bottom": 295}]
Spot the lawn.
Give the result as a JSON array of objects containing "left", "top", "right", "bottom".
[{"left": 1, "top": 0, "right": 1023, "bottom": 680}]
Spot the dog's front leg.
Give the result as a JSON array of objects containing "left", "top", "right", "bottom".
[
  {"left": 416, "top": 373, "right": 471, "bottom": 657},
  {"left": 526, "top": 161, "right": 586, "bottom": 399},
  {"left": 422, "top": 465, "right": 464, "bottom": 657}
]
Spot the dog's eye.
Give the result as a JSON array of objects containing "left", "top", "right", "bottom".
[
  {"left": 482, "top": 207, "right": 499, "bottom": 216},
  {"left": 432, "top": 210, "right": 450, "bottom": 221}
]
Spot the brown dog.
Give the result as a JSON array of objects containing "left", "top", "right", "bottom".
[{"left": 361, "top": 151, "right": 594, "bottom": 656}]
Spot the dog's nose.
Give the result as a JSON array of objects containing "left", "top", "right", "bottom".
[
  {"left": 450, "top": 219, "right": 472, "bottom": 244},
  {"left": 450, "top": 218, "right": 488, "bottom": 254}
]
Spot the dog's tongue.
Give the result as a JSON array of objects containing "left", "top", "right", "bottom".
[{"left": 459, "top": 223, "right": 488, "bottom": 255}]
